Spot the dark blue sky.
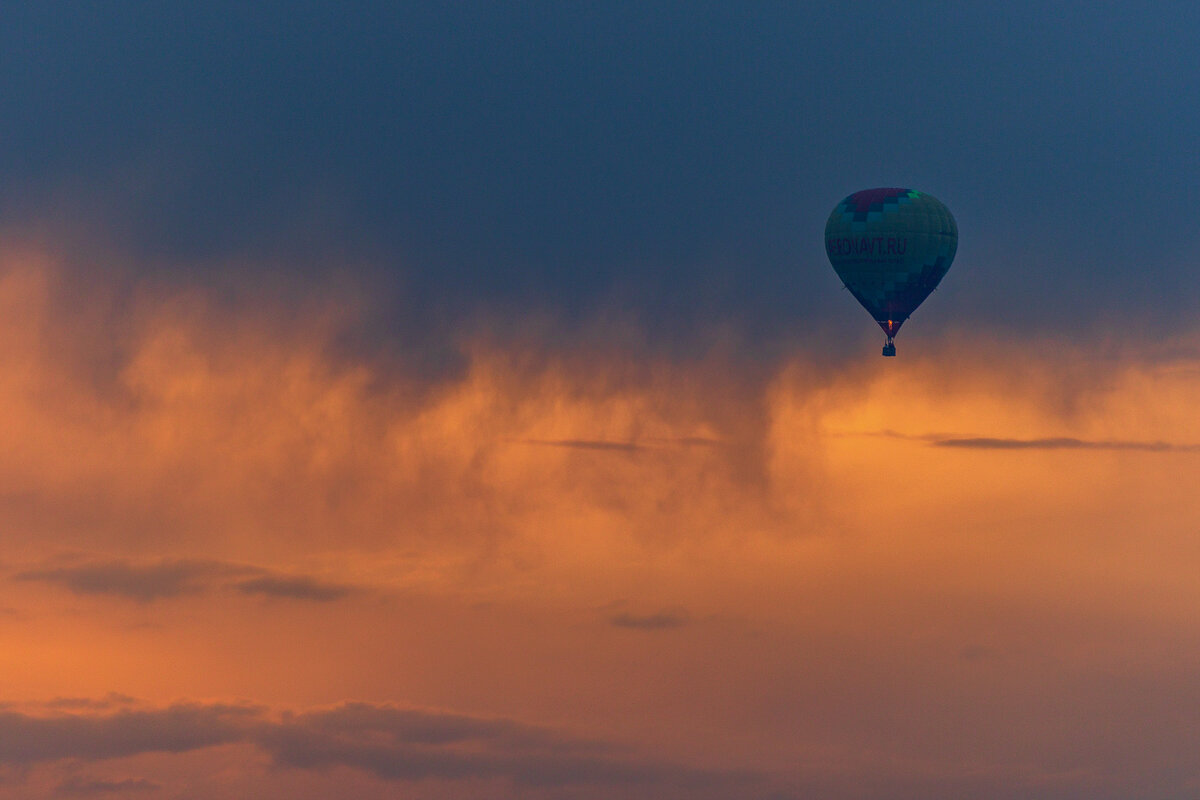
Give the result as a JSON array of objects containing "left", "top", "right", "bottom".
[{"left": 4, "top": 1, "right": 1199, "bottom": 358}]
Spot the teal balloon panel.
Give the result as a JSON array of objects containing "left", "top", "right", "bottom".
[{"left": 824, "top": 188, "right": 957, "bottom": 337}]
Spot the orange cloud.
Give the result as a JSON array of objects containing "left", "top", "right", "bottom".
[{"left": 1, "top": 247, "right": 1200, "bottom": 798}]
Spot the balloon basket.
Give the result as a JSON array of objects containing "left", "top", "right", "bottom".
[{"left": 882, "top": 342, "right": 896, "bottom": 357}]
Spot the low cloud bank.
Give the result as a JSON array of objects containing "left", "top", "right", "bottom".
[{"left": 0, "top": 700, "right": 755, "bottom": 797}]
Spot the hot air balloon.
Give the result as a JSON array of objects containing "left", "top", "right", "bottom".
[{"left": 825, "top": 188, "right": 957, "bottom": 356}]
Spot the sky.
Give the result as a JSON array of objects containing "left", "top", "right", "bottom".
[{"left": 2, "top": 2, "right": 1200, "bottom": 798}]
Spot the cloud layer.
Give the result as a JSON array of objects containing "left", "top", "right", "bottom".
[
  {"left": 0, "top": 701, "right": 754, "bottom": 800},
  {"left": 1, "top": 250, "right": 1200, "bottom": 798}
]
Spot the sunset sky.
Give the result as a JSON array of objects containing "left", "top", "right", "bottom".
[{"left": 3, "top": 3, "right": 1200, "bottom": 798}]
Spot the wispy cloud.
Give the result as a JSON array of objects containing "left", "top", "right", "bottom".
[
  {"left": 235, "top": 575, "right": 355, "bottom": 602},
  {"left": 520, "top": 437, "right": 728, "bottom": 454},
  {"left": 12, "top": 560, "right": 254, "bottom": 603},
  {"left": 846, "top": 430, "right": 1200, "bottom": 452},
  {"left": 12, "top": 559, "right": 359, "bottom": 604},
  {"left": 522, "top": 438, "right": 646, "bottom": 453},
  {"left": 932, "top": 436, "right": 1193, "bottom": 451},
  {"left": 609, "top": 610, "right": 691, "bottom": 631}
]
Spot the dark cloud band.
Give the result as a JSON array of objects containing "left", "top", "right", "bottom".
[
  {"left": 12, "top": 559, "right": 358, "bottom": 604},
  {"left": 0, "top": 700, "right": 754, "bottom": 795}
]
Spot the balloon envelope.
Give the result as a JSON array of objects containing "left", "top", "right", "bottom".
[{"left": 824, "top": 188, "right": 957, "bottom": 342}]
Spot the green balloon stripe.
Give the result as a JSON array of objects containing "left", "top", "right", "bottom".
[{"left": 825, "top": 189, "right": 957, "bottom": 326}]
